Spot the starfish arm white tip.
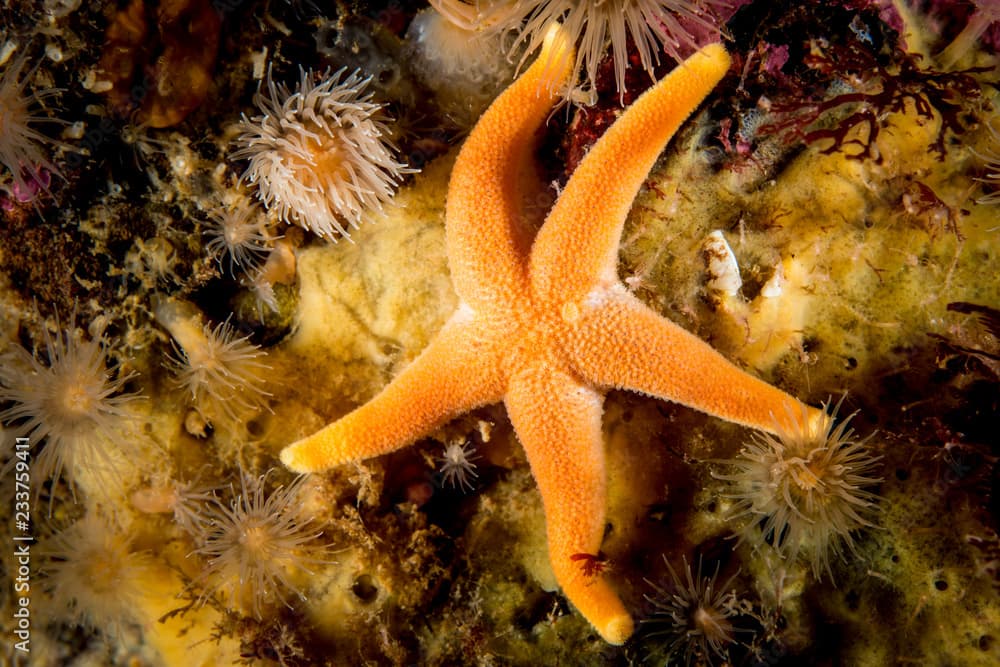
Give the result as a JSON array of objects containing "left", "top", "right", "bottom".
[
  {"left": 531, "top": 42, "right": 731, "bottom": 301},
  {"left": 445, "top": 22, "right": 575, "bottom": 309},
  {"left": 505, "top": 367, "right": 633, "bottom": 644},
  {"left": 569, "top": 293, "right": 822, "bottom": 435},
  {"left": 280, "top": 314, "right": 504, "bottom": 473}
]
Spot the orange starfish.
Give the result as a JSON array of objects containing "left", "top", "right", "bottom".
[{"left": 281, "top": 26, "right": 825, "bottom": 644}]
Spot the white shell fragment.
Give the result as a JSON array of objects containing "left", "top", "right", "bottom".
[{"left": 702, "top": 230, "right": 742, "bottom": 296}]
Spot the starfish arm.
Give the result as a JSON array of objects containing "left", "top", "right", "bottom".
[
  {"left": 569, "top": 289, "right": 826, "bottom": 435},
  {"left": 280, "top": 308, "right": 505, "bottom": 473},
  {"left": 504, "top": 365, "right": 633, "bottom": 645},
  {"left": 445, "top": 23, "right": 574, "bottom": 309},
  {"left": 530, "top": 43, "right": 731, "bottom": 302}
]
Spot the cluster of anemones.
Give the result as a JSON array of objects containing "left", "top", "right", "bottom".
[
  {"left": 2, "top": 4, "right": 929, "bottom": 660},
  {"left": 430, "top": 0, "right": 730, "bottom": 104},
  {"left": 38, "top": 466, "right": 335, "bottom": 639},
  {"left": 218, "top": 64, "right": 416, "bottom": 318}
]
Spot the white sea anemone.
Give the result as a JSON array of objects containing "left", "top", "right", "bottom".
[
  {"left": 0, "top": 312, "right": 142, "bottom": 498},
  {"left": 715, "top": 398, "right": 883, "bottom": 579},
  {"left": 41, "top": 512, "right": 153, "bottom": 636},
  {"left": 131, "top": 472, "right": 218, "bottom": 537},
  {"left": 193, "top": 469, "right": 335, "bottom": 619},
  {"left": 404, "top": 7, "right": 515, "bottom": 125},
  {"left": 231, "top": 67, "right": 412, "bottom": 242},
  {"left": 432, "top": 0, "right": 730, "bottom": 104},
  {"left": 438, "top": 439, "right": 480, "bottom": 492},
  {"left": 204, "top": 199, "right": 275, "bottom": 277},
  {"left": 0, "top": 48, "right": 61, "bottom": 196},
  {"left": 642, "top": 556, "right": 744, "bottom": 666},
  {"left": 153, "top": 298, "right": 271, "bottom": 428}
]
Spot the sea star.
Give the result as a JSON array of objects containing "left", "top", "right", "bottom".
[{"left": 281, "top": 26, "right": 825, "bottom": 644}]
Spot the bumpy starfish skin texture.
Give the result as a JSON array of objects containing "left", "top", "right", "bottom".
[{"left": 281, "top": 26, "right": 826, "bottom": 644}]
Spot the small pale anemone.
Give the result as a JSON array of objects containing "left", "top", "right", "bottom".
[
  {"left": 41, "top": 512, "right": 153, "bottom": 637},
  {"left": 131, "top": 472, "right": 217, "bottom": 537},
  {"left": 125, "top": 236, "right": 181, "bottom": 288},
  {"left": 0, "top": 48, "right": 62, "bottom": 196},
  {"left": 404, "top": 7, "right": 516, "bottom": 126},
  {"left": 0, "top": 311, "right": 142, "bottom": 498},
  {"left": 714, "top": 397, "right": 883, "bottom": 579},
  {"left": 437, "top": 439, "right": 480, "bottom": 492},
  {"left": 432, "top": 0, "right": 730, "bottom": 105},
  {"left": 192, "top": 468, "right": 335, "bottom": 619},
  {"left": 972, "top": 119, "right": 1000, "bottom": 205},
  {"left": 641, "top": 556, "right": 744, "bottom": 666},
  {"left": 242, "top": 235, "right": 298, "bottom": 322},
  {"left": 231, "top": 66, "right": 413, "bottom": 242},
  {"left": 153, "top": 298, "right": 271, "bottom": 428},
  {"left": 204, "top": 199, "right": 275, "bottom": 277}
]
